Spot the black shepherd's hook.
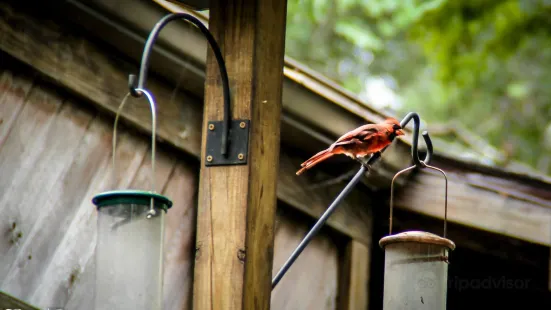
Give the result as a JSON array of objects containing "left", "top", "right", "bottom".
[
  {"left": 129, "top": 13, "right": 232, "bottom": 156},
  {"left": 271, "top": 112, "right": 433, "bottom": 290}
]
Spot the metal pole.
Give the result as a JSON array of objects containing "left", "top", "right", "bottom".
[{"left": 271, "top": 165, "right": 366, "bottom": 289}]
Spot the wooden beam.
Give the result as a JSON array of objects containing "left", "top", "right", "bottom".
[
  {"left": 338, "top": 240, "right": 370, "bottom": 310},
  {"left": 0, "top": 0, "right": 372, "bottom": 245},
  {"left": 393, "top": 164, "right": 551, "bottom": 247},
  {"left": 193, "top": 0, "right": 288, "bottom": 309},
  {"left": 390, "top": 208, "right": 547, "bottom": 268}
]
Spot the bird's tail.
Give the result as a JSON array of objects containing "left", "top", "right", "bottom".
[{"left": 296, "top": 149, "right": 335, "bottom": 175}]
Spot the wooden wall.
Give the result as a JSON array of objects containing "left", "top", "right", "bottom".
[{"left": 0, "top": 60, "right": 341, "bottom": 309}]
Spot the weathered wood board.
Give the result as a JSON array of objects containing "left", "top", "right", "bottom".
[
  {"left": 338, "top": 240, "right": 370, "bottom": 310},
  {"left": 394, "top": 167, "right": 551, "bottom": 247},
  {"left": 271, "top": 209, "right": 339, "bottom": 310},
  {"left": 0, "top": 63, "right": 343, "bottom": 310},
  {"left": 0, "top": 0, "right": 372, "bottom": 247}
]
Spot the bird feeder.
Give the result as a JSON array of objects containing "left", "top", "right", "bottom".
[
  {"left": 92, "top": 89, "right": 172, "bottom": 310},
  {"left": 380, "top": 164, "right": 455, "bottom": 310}
]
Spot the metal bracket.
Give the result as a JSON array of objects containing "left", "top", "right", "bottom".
[{"left": 205, "top": 119, "right": 250, "bottom": 166}]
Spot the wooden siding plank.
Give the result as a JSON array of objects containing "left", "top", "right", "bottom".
[
  {"left": 1, "top": 97, "right": 95, "bottom": 298},
  {"left": 338, "top": 240, "right": 370, "bottom": 310},
  {"left": 278, "top": 153, "right": 372, "bottom": 244},
  {"left": 161, "top": 162, "right": 198, "bottom": 310},
  {"left": 394, "top": 169, "right": 551, "bottom": 247},
  {"left": 0, "top": 85, "right": 69, "bottom": 281},
  {"left": 271, "top": 209, "right": 339, "bottom": 310},
  {"left": 27, "top": 120, "right": 148, "bottom": 308},
  {"left": 0, "top": 66, "right": 34, "bottom": 150},
  {"left": 0, "top": 1, "right": 203, "bottom": 157}
]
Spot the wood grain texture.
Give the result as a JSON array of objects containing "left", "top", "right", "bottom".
[
  {"left": 0, "top": 65, "right": 34, "bottom": 150},
  {"left": 277, "top": 153, "right": 373, "bottom": 245},
  {"left": 0, "top": 1, "right": 203, "bottom": 157},
  {"left": 193, "top": 0, "right": 287, "bottom": 309},
  {"left": 242, "top": 0, "right": 288, "bottom": 309},
  {"left": 338, "top": 240, "right": 370, "bottom": 310},
  {"left": 271, "top": 209, "right": 339, "bottom": 310},
  {"left": 390, "top": 207, "right": 547, "bottom": 269},
  {"left": 394, "top": 168, "right": 551, "bottom": 247},
  {"left": 161, "top": 163, "right": 198, "bottom": 310},
  {"left": 0, "top": 84, "right": 81, "bottom": 283},
  {"left": 0, "top": 63, "right": 198, "bottom": 309},
  {"left": 0, "top": 0, "right": 372, "bottom": 246},
  {"left": 29, "top": 128, "right": 148, "bottom": 308}
]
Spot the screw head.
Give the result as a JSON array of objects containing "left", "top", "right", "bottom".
[
  {"left": 238, "top": 153, "right": 244, "bottom": 160},
  {"left": 239, "top": 122, "right": 246, "bottom": 128},
  {"left": 206, "top": 155, "right": 213, "bottom": 162},
  {"left": 208, "top": 124, "right": 215, "bottom": 130}
]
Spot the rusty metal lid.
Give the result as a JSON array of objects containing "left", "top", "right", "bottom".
[{"left": 379, "top": 231, "right": 455, "bottom": 250}]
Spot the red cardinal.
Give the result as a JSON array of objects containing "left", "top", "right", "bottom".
[{"left": 296, "top": 118, "right": 405, "bottom": 175}]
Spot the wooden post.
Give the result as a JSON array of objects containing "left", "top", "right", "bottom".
[
  {"left": 193, "top": 0, "right": 288, "bottom": 309},
  {"left": 339, "top": 239, "right": 371, "bottom": 310}
]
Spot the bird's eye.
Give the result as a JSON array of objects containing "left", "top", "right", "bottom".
[{"left": 393, "top": 124, "right": 401, "bottom": 130}]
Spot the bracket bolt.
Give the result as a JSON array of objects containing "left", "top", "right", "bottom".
[
  {"left": 238, "top": 153, "right": 244, "bottom": 160},
  {"left": 239, "top": 122, "right": 246, "bottom": 129},
  {"left": 208, "top": 124, "right": 215, "bottom": 130},
  {"left": 206, "top": 155, "right": 213, "bottom": 162}
]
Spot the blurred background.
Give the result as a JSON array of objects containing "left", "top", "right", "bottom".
[{"left": 285, "top": 0, "right": 551, "bottom": 176}]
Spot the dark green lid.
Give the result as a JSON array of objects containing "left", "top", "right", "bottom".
[{"left": 92, "top": 190, "right": 173, "bottom": 212}]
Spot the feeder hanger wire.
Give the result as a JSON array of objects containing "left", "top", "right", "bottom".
[
  {"left": 389, "top": 128, "right": 449, "bottom": 239},
  {"left": 271, "top": 112, "right": 433, "bottom": 290},
  {"left": 128, "top": 13, "right": 232, "bottom": 157}
]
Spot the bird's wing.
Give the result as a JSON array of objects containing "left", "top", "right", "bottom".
[{"left": 333, "top": 125, "right": 379, "bottom": 146}]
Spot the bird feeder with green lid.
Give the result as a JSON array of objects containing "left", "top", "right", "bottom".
[
  {"left": 92, "top": 87, "right": 172, "bottom": 310},
  {"left": 93, "top": 190, "right": 172, "bottom": 310}
]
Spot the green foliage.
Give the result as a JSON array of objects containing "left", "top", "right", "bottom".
[{"left": 285, "top": 0, "right": 551, "bottom": 173}]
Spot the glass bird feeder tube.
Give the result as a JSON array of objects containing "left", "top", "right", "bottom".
[{"left": 93, "top": 190, "right": 172, "bottom": 310}]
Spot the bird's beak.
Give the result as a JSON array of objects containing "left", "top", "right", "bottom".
[{"left": 396, "top": 129, "right": 405, "bottom": 136}]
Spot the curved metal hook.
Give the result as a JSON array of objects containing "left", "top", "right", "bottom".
[
  {"left": 387, "top": 127, "right": 448, "bottom": 239},
  {"left": 399, "top": 112, "right": 431, "bottom": 167},
  {"left": 389, "top": 163, "right": 448, "bottom": 239},
  {"left": 129, "top": 13, "right": 231, "bottom": 157},
  {"left": 113, "top": 88, "right": 159, "bottom": 219}
]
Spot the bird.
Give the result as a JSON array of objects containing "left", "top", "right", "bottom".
[{"left": 296, "top": 118, "right": 405, "bottom": 175}]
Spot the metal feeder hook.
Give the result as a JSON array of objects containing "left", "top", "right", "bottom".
[
  {"left": 388, "top": 130, "right": 449, "bottom": 239},
  {"left": 112, "top": 89, "right": 160, "bottom": 219},
  {"left": 128, "top": 12, "right": 232, "bottom": 157}
]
